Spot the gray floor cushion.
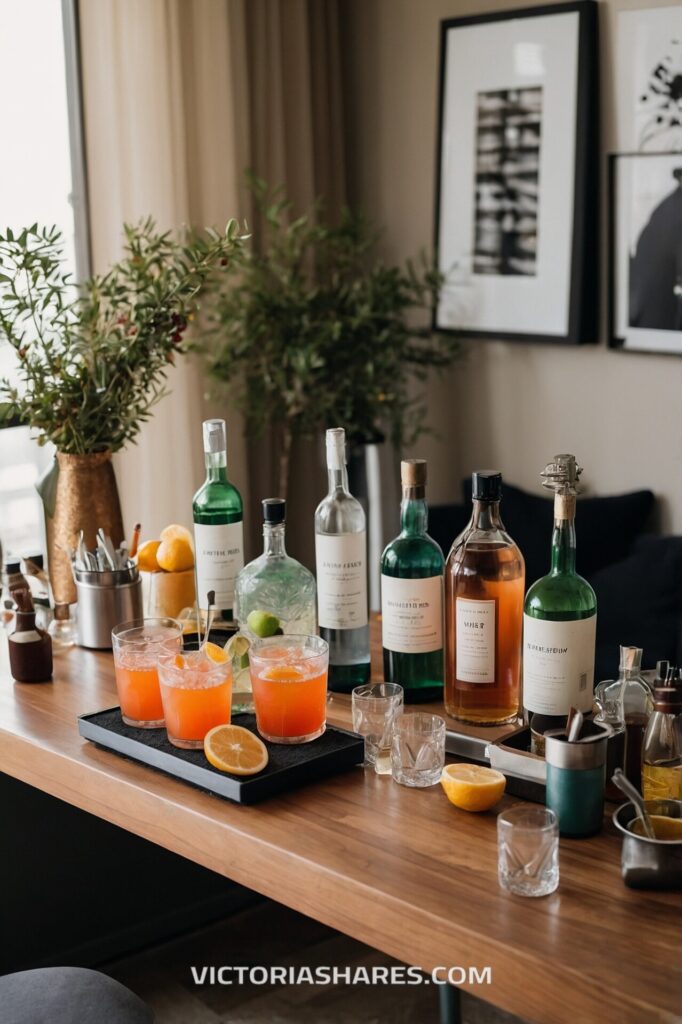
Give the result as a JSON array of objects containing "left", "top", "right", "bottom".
[{"left": 0, "top": 967, "right": 153, "bottom": 1024}]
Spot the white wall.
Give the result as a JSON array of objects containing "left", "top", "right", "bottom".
[{"left": 343, "top": 0, "right": 682, "bottom": 531}]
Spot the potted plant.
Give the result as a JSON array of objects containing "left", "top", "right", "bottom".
[
  {"left": 201, "top": 178, "right": 460, "bottom": 498},
  {"left": 0, "top": 219, "right": 244, "bottom": 605}
]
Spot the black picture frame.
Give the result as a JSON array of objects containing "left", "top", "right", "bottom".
[
  {"left": 433, "top": 1, "right": 599, "bottom": 345},
  {"left": 609, "top": 151, "right": 682, "bottom": 355}
]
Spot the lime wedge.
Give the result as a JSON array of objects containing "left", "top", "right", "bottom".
[{"left": 225, "top": 633, "right": 251, "bottom": 659}]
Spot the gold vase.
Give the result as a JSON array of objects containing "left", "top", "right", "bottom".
[{"left": 46, "top": 451, "right": 125, "bottom": 605}]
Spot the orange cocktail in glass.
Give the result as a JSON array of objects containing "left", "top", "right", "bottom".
[
  {"left": 112, "top": 618, "right": 183, "bottom": 728},
  {"left": 157, "top": 648, "right": 232, "bottom": 749},
  {"left": 249, "top": 635, "right": 329, "bottom": 744}
]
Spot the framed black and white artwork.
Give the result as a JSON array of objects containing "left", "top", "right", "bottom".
[
  {"left": 617, "top": 6, "right": 682, "bottom": 153},
  {"left": 609, "top": 152, "right": 682, "bottom": 353},
  {"left": 434, "top": 2, "right": 599, "bottom": 344}
]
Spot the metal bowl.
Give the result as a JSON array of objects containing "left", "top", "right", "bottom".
[{"left": 613, "top": 799, "right": 682, "bottom": 889}]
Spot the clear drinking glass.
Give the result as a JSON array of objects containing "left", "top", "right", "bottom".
[
  {"left": 112, "top": 617, "right": 183, "bottom": 728},
  {"left": 497, "top": 805, "right": 559, "bottom": 897},
  {"left": 391, "top": 713, "right": 446, "bottom": 787},
  {"left": 249, "top": 635, "right": 329, "bottom": 744},
  {"left": 352, "top": 683, "right": 404, "bottom": 775},
  {"left": 157, "top": 646, "right": 233, "bottom": 749}
]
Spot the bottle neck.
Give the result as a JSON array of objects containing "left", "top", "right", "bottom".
[
  {"left": 400, "top": 487, "right": 428, "bottom": 536},
  {"left": 263, "top": 522, "right": 287, "bottom": 557},
  {"left": 14, "top": 611, "right": 38, "bottom": 633},
  {"left": 550, "top": 519, "right": 576, "bottom": 575},
  {"left": 471, "top": 499, "right": 503, "bottom": 530},
  {"left": 205, "top": 449, "right": 228, "bottom": 483},
  {"left": 327, "top": 465, "right": 350, "bottom": 494}
]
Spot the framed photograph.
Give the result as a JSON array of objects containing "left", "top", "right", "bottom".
[
  {"left": 434, "top": 2, "right": 599, "bottom": 344},
  {"left": 609, "top": 151, "right": 682, "bottom": 354},
  {"left": 617, "top": 6, "right": 682, "bottom": 153}
]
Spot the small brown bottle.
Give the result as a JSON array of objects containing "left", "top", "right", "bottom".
[{"left": 8, "top": 587, "right": 53, "bottom": 683}]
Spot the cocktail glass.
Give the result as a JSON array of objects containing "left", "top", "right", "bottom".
[
  {"left": 112, "top": 617, "right": 182, "bottom": 728},
  {"left": 249, "top": 635, "right": 329, "bottom": 744},
  {"left": 157, "top": 647, "right": 233, "bottom": 749}
]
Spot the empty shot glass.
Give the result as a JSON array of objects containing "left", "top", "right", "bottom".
[
  {"left": 391, "top": 713, "right": 446, "bottom": 787},
  {"left": 352, "top": 683, "right": 404, "bottom": 774},
  {"left": 497, "top": 805, "right": 559, "bottom": 898}
]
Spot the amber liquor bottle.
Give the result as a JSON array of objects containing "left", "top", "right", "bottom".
[{"left": 445, "top": 472, "right": 525, "bottom": 725}]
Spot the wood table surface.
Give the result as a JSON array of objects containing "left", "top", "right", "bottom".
[{"left": 0, "top": 618, "right": 680, "bottom": 1024}]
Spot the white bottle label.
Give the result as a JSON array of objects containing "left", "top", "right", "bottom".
[
  {"left": 316, "top": 533, "right": 368, "bottom": 630},
  {"left": 456, "top": 598, "right": 495, "bottom": 683},
  {"left": 381, "top": 575, "right": 443, "bottom": 654},
  {"left": 194, "top": 521, "right": 244, "bottom": 611},
  {"left": 523, "top": 614, "right": 597, "bottom": 714}
]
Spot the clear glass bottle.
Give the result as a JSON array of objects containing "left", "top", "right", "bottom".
[
  {"left": 445, "top": 472, "right": 525, "bottom": 725},
  {"left": 381, "top": 459, "right": 444, "bottom": 702},
  {"left": 21, "top": 552, "right": 53, "bottom": 631},
  {"left": 235, "top": 499, "right": 317, "bottom": 636},
  {"left": 523, "top": 455, "right": 597, "bottom": 732},
  {"left": 595, "top": 646, "right": 652, "bottom": 790},
  {"left": 642, "top": 670, "right": 682, "bottom": 800},
  {"left": 315, "top": 428, "right": 370, "bottom": 693},
  {"left": 192, "top": 419, "right": 244, "bottom": 627}
]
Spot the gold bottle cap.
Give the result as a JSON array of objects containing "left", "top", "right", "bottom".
[{"left": 401, "top": 459, "right": 427, "bottom": 488}]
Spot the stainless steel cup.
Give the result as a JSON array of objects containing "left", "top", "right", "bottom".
[{"left": 75, "top": 566, "right": 143, "bottom": 649}]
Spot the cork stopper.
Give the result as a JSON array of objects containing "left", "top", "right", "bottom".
[
  {"left": 401, "top": 459, "right": 427, "bottom": 488},
  {"left": 619, "top": 645, "right": 643, "bottom": 672}
]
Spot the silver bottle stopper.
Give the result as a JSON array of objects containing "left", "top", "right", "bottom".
[
  {"left": 541, "top": 454, "right": 583, "bottom": 520},
  {"left": 540, "top": 454, "right": 583, "bottom": 495}
]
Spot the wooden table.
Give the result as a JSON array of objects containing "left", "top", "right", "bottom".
[{"left": 0, "top": 621, "right": 680, "bottom": 1024}]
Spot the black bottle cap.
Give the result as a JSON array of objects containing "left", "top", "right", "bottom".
[
  {"left": 262, "top": 498, "right": 286, "bottom": 524},
  {"left": 4, "top": 558, "right": 21, "bottom": 575},
  {"left": 22, "top": 552, "right": 44, "bottom": 570},
  {"left": 472, "top": 471, "right": 502, "bottom": 501}
]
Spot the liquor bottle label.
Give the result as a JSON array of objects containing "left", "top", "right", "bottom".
[
  {"left": 194, "top": 521, "right": 244, "bottom": 610},
  {"left": 456, "top": 598, "right": 496, "bottom": 683},
  {"left": 381, "top": 574, "right": 443, "bottom": 654},
  {"left": 316, "top": 532, "right": 368, "bottom": 630},
  {"left": 523, "top": 613, "right": 597, "bottom": 714}
]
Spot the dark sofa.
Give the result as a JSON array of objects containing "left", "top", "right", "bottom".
[{"left": 429, "top": 480, "right": 682, "bottom": 682}]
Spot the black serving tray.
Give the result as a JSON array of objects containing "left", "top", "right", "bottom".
[{"left": 78, "top": 708, "right": 364, "bottom": 805}]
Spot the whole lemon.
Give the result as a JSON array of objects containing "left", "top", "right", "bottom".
[
  {"left": 156, "top": 535, "right": 195, "bottom": 572},
  {"left": 137, "top": 539, "right": 162, "bottom": 572}
]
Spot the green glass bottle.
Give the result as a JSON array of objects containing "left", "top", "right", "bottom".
[
  {"left": 381, "top": 459, "right": 444, "bottom": 703},
  {"left": 192, "top": 419, "right": 244, "bottom": 626},
  {"left": 523, "top": 454, "right": 597, "bottom": 730}
]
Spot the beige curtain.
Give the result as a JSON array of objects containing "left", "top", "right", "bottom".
[
  {"left": 243, "top": 0, "right": 347, "bottom": 564},
  {"left": 79, "top": 0, "right": 345, "bottom": 560}
]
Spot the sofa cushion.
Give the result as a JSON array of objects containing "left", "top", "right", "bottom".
[
  {"left": 590, "top": 535, "right": 682, "bottom": 681},
  {"left": 430, "top": 480, "right": 655, "bottom": 585}
]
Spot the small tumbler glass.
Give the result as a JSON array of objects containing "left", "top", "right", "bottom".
[
  {"left": 497, "top": 805, "right": 559, "bottom": 898},
  {"left": 157, "top": 646, "right": 233, "bottom": 749},
  {"left": 391, "top": 713, "right": 446, "bottom": 787},
  {"left": 352, "top": 683, "right": 404, "bottom": 775},
  {"left": 112, "top": 617, "right": 183, "bottom": 728}
]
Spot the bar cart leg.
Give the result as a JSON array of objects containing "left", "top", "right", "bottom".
[{"left": 439, "top": 983, "right": 462, "bottom": 1024}]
